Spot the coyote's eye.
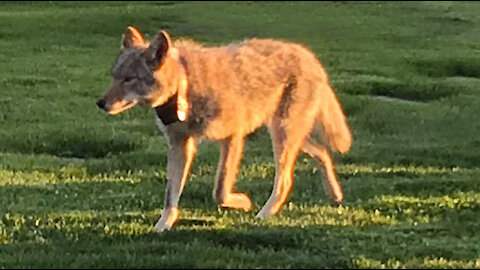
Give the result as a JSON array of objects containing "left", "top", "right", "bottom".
[{"left": 124, "top": 77, "right": 136, "bottom": 83}]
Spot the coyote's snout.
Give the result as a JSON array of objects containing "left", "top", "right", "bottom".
[{"left": 96, "top": 26, "right": 353, "bottom": 232}]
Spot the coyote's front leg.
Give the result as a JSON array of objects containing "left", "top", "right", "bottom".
[
  {"left": 155, "top": 132, "right": 197, "bottom": 232},
  {"left": 212, "top": 133, "right": 252, "bottom": 211}
]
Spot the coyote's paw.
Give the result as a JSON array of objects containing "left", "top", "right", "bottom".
[
  {"left": 154, "top": 222, "right": 172, "bottom": 233},
  {"left": 218, "top": 192, "right": 252, "bottom": 212},
  {"left": 328, "top": 198, "right": 344, "bottom": 207},
  {"left": 255, "top": 207, "right": 275, "bottom": 219},
  {"left": 255, "top": 197, "right": 281, "bottom": 219},
  {"left": 154, "top": 207, "right": 179, "bottom": 233}
]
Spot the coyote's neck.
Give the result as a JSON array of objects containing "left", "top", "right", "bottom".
[
  {"left": 176, "top": 57, "right": 189, "bottom": 121},
  {"left": 154, "top": 93, "right": 180, "bottom": 125},
  {"left": 153, "top": 52, "right": 189, "bottom": 125}
]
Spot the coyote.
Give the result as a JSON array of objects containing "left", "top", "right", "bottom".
[{"left": 96, "top": 27, "right": 352, "bottom": 232}]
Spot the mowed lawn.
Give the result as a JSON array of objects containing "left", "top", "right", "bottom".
[{"left": 1, "top": 1, "right": 480, "bottom": 268}]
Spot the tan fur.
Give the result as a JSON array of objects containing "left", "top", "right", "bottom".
[
  {"left": 173, "top": 37, "right": 204, "bottom": 49},
  {"left": 96, "top": 27, "right": 353, "bottom": 231}
]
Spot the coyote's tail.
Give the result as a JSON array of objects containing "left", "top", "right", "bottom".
[{"left": 315, "top": 83, "right": 352, "bottom": 154}]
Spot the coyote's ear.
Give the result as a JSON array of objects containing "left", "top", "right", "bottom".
[
  {"left": 144, "top": 30, "right": 172, "bottom": 69},
  {"left": 122, "top": 26, "right": 145, "bottom": 49}
]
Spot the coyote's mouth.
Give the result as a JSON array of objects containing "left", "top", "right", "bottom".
[{"left": 107, "top": 100, "right": 138, "bottom": 115}]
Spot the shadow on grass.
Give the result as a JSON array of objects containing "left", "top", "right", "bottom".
[
  {"left": 1, "top": 132, "right": 142, "bottom": 159},
  {"left": 2, "top": 171, "right": 479, "bottom": 215},
  {"left": 412, "top": 58, "right": 480, "bottom": 79},
  {"left": 335, "top": 73, "right": 461, "bottom": 103},
  {"left": 1, "top": 207, "right": 479, "bottom": 268},
  {"left": 2, "top": 164, "right": 479, "bottom": 267}
]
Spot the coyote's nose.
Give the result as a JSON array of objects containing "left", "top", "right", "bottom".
[{"left": 96, "top": 99, "right": 106, "bottom": 110}]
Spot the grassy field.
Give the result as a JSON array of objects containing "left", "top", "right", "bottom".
[{"left": 1, "top": 1, "right": 480, "bottom": 268}]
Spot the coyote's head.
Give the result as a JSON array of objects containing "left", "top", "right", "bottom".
[{"left": 96, "top": 26, "right": 182, "bottom": 115}]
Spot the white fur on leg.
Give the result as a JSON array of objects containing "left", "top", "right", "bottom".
[
  {"left": 154, "top": 207, "right": 179, "bottom": 232},
  {"left": 255, "top": 197, "right": 277, "bottom": 219},
  {"left": 255, "top": 203, "right": 275, "bottom": 219},
  {"left": 256, "top": 176, "right": 292, "bottom": 219}
]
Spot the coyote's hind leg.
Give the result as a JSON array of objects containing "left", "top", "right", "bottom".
[{"left": 302, "top": 138, "right": 344, "bottom": 205}]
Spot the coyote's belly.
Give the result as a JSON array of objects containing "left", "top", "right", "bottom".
[{"left": 186, "top": 82, "right": 285, "bottom": 141}]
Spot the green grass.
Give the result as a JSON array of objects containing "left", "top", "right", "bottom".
[{"left": 1, "top": 1, "right": 480, "bottom": 268}]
